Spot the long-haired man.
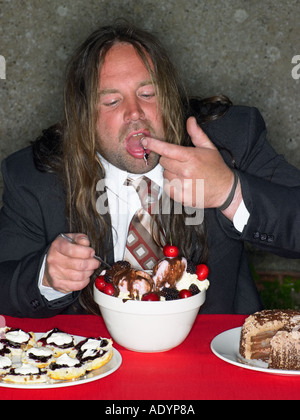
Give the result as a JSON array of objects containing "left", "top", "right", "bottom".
[{"left": 1, "top": 23, "right": 300, "bottom": 316}]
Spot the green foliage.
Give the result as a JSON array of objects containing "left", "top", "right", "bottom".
[{"left": 254, "top": 274, "right": 300, "bottom": 310}]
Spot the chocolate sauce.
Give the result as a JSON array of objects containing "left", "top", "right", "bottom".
[
  {"left": 144, "top": 151, "right": 149, "bottom": 165},
  {"left": 112, "top": 268, "right": 154, "bottom": 299},
  {"left": 153, "top": 257, "right": 186, "bottom": 289}
]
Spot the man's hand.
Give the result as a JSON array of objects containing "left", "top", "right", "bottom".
[
  {"left": 142, "top": 117, "right": 242, "bottom": 219},
  {"left": 43, "top": 233, "right": 100, "bottom": 294}
]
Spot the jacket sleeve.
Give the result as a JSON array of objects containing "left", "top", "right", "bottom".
[
  {"left": 204, "top": 106, "right": 300, "bottom": 258},
  {"left": 0, "top": 152, "right": 80, "bottom": 317}
]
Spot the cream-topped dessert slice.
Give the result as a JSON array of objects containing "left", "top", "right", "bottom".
[
  {"left": 37, "top": 328, "right": 75, "bottom": 356},
  {"left": 47, "top": 353, "right": 86, "bottom": 380},
  {"left": 2, "top": 363, "right": 48, "bottom": 384}
]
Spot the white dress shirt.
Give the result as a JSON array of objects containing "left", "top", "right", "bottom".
[
  {"left": 38, "top": 157, "right": 164, "bottom": 301},
  {"left": 99, "top": 155, "right": 165, "bottom": 261},
  {"left": 39, "top": 156, "right": 249, "bottom": 301}
]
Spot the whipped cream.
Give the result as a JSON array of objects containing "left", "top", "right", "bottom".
[
  {"left": 14, "top": 364, "right": 39, "bottom": 375},
  {"left": 80, "top": 338, "right": 101, "bottom": 351},
  {"left": 0, "top": 356, "right": 12, "bottom": 369},
  {"left": 55, "top": 353, "right": 80, "bottom": 367},
  {"left": 118, "top": 291, "right": 131, "bottom": 300},
  {"left": 80, "top": 348, "right": 99, "bottom": 360},
  {"left": 46, "top": 332, "right": 73, "bottom": 347},
  {"left": 176, "top": 272, "right": 210, "bottom": 292},
  {"left": 5, "top": 330, "right": 30, "bottom": 344},
  {"left": 28, "top": 347, "right": 53, "bottom": 358}
]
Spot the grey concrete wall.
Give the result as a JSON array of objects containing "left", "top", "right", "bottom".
[{"left": 1, "top": 0, "right": 300, "bottom": 272}]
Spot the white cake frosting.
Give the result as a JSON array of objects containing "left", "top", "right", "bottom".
[
  {"left": 55, "top": 353, "right": 80, "bottom": 367},
  {"left": 14, "top": 363, "right": 40, "bottom": 375},
  {"left": 0, "top": 342, "right": 6, "bottom": 351},
  {"left": 80, "top": 338, "right": 101, "bottom": 351},
  {"left": 5, "top": 330, "right": 30, "bottom": 344},
  {"left": 28, "top": 347, "right": 53, "bottom": 358},
  {"left": 46, "top": 331, "right": 73, "bottom": 347},
  {"left": 0, "top": 356, "right": 12, "bottom": 369}
]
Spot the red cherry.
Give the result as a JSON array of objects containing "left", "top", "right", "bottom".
[
  {"left": 142, "top": 292, "right": 160, "bottom": 301},
  {"left": 179, "top": 289, "right": 193, "bottom": 299},
  {"left": 103, "top": 283, "right": 115, "bottom": 296},
  {"left": 95, "top": 275, "right": 106, "bottom": 292},
  {"left": 196, "top": 264, "right": 209, "bottom": 280},
  {"left": 163, "top": 244, "right": 179, "bottom": 258}
]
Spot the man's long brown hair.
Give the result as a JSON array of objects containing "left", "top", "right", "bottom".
[
  {"left": 33, "top": 22, "right": 232, "bottom": 314},
  {"left": 62, "top": 23, "right": 188, "bottom": 257}
]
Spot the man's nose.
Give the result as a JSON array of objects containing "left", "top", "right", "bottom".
[{"left": 124, "top": 98, "right": 145, "bottom": 123}]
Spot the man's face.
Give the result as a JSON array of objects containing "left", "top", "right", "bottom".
[{"left": 96, "top": 43, "right": 165, "bottom": 173}]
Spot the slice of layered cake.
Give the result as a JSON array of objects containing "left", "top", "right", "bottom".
[
  {"left": 269, "top": 316, "right": 300, "bottom": 370},
  {"left": 239, "top": 309, "right": 300, "bottom": 369}
]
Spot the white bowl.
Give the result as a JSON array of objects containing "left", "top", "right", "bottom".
[{"left": 93, "top": 285, "right": 206, "bottom": 352}]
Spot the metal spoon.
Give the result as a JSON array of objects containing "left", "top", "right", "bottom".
[{"left": 60, "top": 233, "right": 112, "bottom": 269}]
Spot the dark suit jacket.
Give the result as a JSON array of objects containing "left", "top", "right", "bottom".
[{"left": 1, "top": 106, "right": 300, "bottom": 317}]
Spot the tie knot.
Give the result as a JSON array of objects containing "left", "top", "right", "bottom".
[{"left": 125, "top": 176, "right": 160, "bottom": 211}]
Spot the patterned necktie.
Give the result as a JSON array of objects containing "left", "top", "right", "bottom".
[{"left": 124, "top": 176, "right": 165, "bottom": 270}]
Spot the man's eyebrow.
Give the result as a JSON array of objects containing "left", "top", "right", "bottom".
[
  {"left": 98, "top": 80, "right": 156, "bottom": 96},
  {"left": 139, "top": 79, "right": 156, "bottom": 87},
  {"left": 98, "top": 88, "right": 118, "bottom": 96}
]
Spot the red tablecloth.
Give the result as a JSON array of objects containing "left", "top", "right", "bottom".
[{"left": 0, "top": 314, "right": 299, "bottom": 401}]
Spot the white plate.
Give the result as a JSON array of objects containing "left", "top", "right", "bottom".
[
  {"left": 210, "top": 327, "right": 300, "bottom": 376},
  {"left": 0, "top": 333, "right": 122, "bottom": 389}
]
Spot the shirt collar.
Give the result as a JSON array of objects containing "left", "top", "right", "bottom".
[{"left": 97, "top": 153, "right": 164, "bottom": 194}]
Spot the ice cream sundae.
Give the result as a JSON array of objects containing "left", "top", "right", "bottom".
[{"left": 95, "top": 245, "right": 210, "bottom": 301}]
